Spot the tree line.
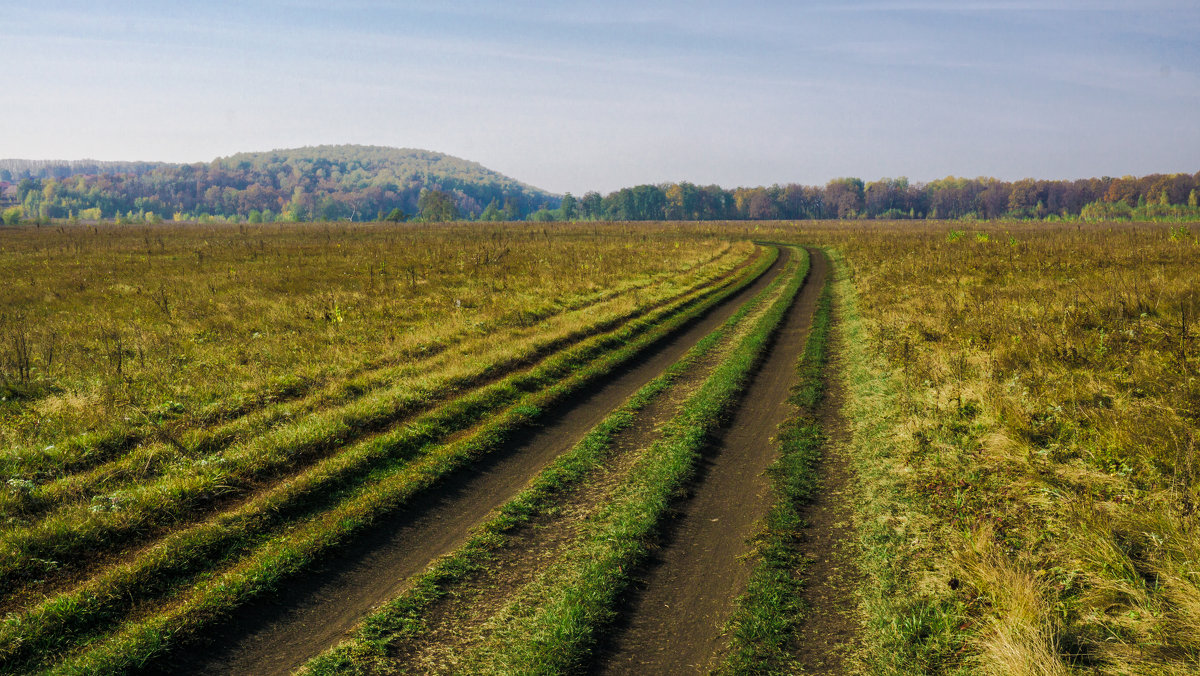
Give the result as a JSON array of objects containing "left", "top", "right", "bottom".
[
  {"left": 2, "top": 150, "right": 1198, "bottom": 225},
  {"left": 535, "top": 173, "right": 1200, "bottom": 222}
]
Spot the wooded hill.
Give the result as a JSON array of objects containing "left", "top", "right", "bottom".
[{"left": 0, "top": 145, "right": 558, "bottom": 222}]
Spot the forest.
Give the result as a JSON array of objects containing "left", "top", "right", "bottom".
[
  {"left": 0, "top": 145, "right": 555, "bottom": 224},
  {"left": 1, "top": 146, "right": 1198, "bottom": 224}
]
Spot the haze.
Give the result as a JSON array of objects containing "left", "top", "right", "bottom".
[{"left": 3, "top": 0, "right": 1198, "bottom": 194}]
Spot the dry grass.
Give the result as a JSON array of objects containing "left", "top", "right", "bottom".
[
  {"left": 776, "top": 220, "right": 1200, "bottom": 674},
  {"left": 0, "top": 221, "right": 739, "bottom": 457},
  {"left": 958, "top": 525, "right": 1069, "bottom": 676}
]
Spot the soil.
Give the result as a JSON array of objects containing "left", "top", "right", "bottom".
[
  {"left": 156, "top": 247, "right": 791, "bottom": 676},
  {"left": 791, "top": 338, "right": 862, "bottom": 674},
  {"left": 591, "top": 248, "right": 829, "bottom": 675},
  {"left": 393, "top": 326, "right": 731, "bottom": 673}
]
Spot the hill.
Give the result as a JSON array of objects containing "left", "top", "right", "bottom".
[{"left": 0, "top": 145, "right": 558, "bottom": 222}]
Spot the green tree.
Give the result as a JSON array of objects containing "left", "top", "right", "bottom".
[
  {"left": 479, "top": 200, "right": 502, "bottom": 221},
  {"left": 580, "top": 191, "right": 603, "bottom": 220},
  {"left": 560, "top": 192, "right": 577, "bottom": 220},
  {"left": 527, "top": 208, "right": 556, "bottom": 222},
  {"left": 502, "top": 198, "right": 519, "bottom": 221},
  {"left": 418, "top": 189, "right": 459, "bottom": 222}
]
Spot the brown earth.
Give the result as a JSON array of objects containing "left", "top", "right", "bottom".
[
  {"left": 392, "top": 319, "right": 739, "bottom": 673},
  {"left": 591, "top": 248, "right": 829, "bottom": 675},
  {"left": 156, "top": 248, "right": 791, "bottom": 676},
  {"left": 791, "top": 337, "right": 863, "bottom": 674}
]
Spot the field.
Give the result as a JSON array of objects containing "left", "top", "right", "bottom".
[
  {"left": 811, "top": 221, "right": 1200, "bottom": 675},
  {"left": 1, "top": 219, "right": 1198, "bottom": 674}
]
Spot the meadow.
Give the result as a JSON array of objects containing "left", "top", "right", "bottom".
[
  {"left": 0, "top": 222, "right": 737, "bottom": 459},
  {"left": 776, "top": 220, "right": 1200, "bottom": 674},
  {"left": 1, "top": 219, "right": 1198, "bottom": 675}
]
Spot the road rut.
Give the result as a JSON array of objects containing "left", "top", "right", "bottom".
[{"left": 593, "top": 248, "right": 829, "bottom": 675}]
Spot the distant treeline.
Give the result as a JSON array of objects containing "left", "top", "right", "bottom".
[
  {"left": 0, "top": 158, "right": 166, "bottom": 179},
  {"left": 1, "top": 146, "right": 1198, "bottom": 224},
  {"left": 539, "top": 173, "right": 1200, "bottom": 223},
  {"left": 0, "top": 145, "right": 556, "bottom": 224}
]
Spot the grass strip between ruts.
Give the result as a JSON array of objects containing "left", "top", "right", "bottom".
[
  {"left": 717, "top": 248, "right": 833, "bottom": 674},
  {"left": 450, "top": 246, "right": 810, "bottom": 675},
  {"left": 293, "top": 244, "right": 795, "bottom": 676},
  {"left": 8, "top": 248, "right": 783, "bottom": 675}
]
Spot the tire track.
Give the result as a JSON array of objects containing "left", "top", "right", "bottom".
[{"left": 592, "top": 248, "right": 829, "bottom": 675}]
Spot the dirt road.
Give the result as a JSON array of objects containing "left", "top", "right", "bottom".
[{"left": 592, "top": 248, "right": 829, "bottom": 675}]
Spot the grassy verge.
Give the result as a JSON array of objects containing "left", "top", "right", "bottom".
[
  {"left": 718, "top": 249, "right": 833, "bottom": 674},
  {"left": 0, "top": 247, "right": 772, "bottom": 593},
  {"left": 2, "top": 248, "right": 784, "bottom": 675},
  {"left": 826, "top": 248, "right": 970, "bottom": 675},
  {"left": 447, "top": 247, "right": 810, "bottom": 674},
  {"left": 295, "top": 245, "right": 794, "bottom": 676}
]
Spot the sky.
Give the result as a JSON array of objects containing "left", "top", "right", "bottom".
[{"left": 2, "top": 1, "right": 1198, "bottom": 194}]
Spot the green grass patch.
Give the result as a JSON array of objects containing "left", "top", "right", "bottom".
[{"left": 825, "top": 248, "right": 970, "bottom": 675}]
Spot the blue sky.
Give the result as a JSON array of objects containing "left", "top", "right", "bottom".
[{"left": 3, "top": 1, "right": 1198, "bottom": 193}]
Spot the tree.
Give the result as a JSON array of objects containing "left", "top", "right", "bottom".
[
  {"left": 825, "top": 177, "right": 865, "bottom": 219},
  {"left": 630, "top": 185, "right": 666, "bottom": 220},
  {"left": 502, "top": 198, "right": 519, "bottom": 221},
  {"left": 478, "top": 200, "right": 501, "bottom": 221},
  {"left": 417, "top": 189, "right": 459, "bottom": 222},
  {"left": 560, "top": 192, "right": 577, "bottom": 220},
  {"left": 382, "top": 207, "right": 408, "bottom": 222},
  {"left": 978, "top": 179, "right": 1010, "bottom": 219},
  {"left": 748, "top": 189, "right": 780, "bottom": 219},
  {"left": 580, "top": 191, "right": 603, "bottom": 220}
]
